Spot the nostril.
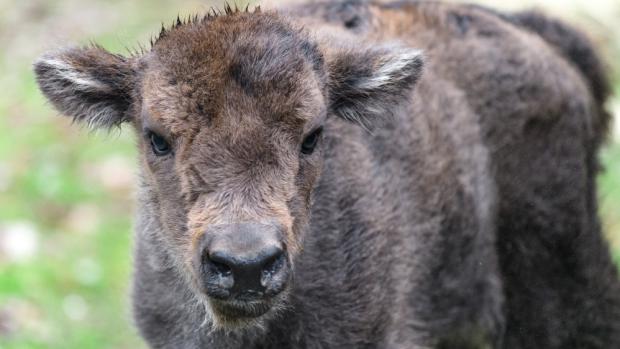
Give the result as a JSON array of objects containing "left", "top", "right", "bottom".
[
  {"left": 261, "top": 250, "right": 285, "bottom": 279},
  {"left": 206, "top": 252, "right": 233, "bottom": 277},
  {"left": 210, "top": 259, "right": 232, "bottom": 276}
]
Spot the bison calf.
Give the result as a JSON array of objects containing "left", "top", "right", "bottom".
[{"left": 34, "top": 1, "right": 620, "bottom": 348}]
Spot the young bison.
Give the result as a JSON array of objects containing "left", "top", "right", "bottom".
[{"left": 34, "top": 1, "right": 620, "bottom": 348}]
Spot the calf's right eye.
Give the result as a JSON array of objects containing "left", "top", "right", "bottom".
[{"left": 149, "top": 132, "right": 171, "bottom": 156}]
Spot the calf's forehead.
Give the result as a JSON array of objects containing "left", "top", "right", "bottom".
[{"left": 138, "top": 13, "right": 327, "bottom": 136}]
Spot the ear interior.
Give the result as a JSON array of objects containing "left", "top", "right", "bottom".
[
  {"left": 327, "top": 45, "right": 424, "bottom": 127},
  {"left": 34, "top": 46, "right": 135, "bottom": 129}
]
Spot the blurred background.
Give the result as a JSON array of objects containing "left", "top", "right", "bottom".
[{"left": 0, "top": 0, "right": 618, "bottom": 348}]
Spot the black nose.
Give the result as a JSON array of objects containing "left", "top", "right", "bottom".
[
  {"left": 208, "top": 246, "right": 285, "bottom": 295},
  {"left": 195, "top": 223, "right": 290, "bottom": 300}
]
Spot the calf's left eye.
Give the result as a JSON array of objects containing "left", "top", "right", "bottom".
[{"left": 301, "top": 127, "right": 323, "bottom": 155}]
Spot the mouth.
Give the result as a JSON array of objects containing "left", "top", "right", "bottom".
[{"left": 210, "top": 298, "right": 274, "bottom": 323}]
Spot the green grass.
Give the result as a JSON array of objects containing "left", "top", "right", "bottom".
[
  {"left": 600, "top": 142, "right": 620, "bottom": 264},
  {"left": 0, "top": 1, "right": 618, "bottom": 348}
]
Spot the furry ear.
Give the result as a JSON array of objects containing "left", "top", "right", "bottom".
[
  {"left": 326, "top": 44, "right": 424, "bottom": 127},
  {"left": 34, "top": 46, "right": 135, "bottom": 129}
]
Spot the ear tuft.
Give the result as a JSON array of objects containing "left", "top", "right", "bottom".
[
  {"left": 327, "top": 44, "right": 424, "bottom": 128},
  {"left": 34, "top": 46, "right": 135, "bottom": 130},
  {"left": 356, "top": 48, "right": 423, "bottom": 90}
]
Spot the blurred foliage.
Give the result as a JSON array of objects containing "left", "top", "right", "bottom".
[{"left": 0, "top": 0, "right": 618, "bottom": 348}]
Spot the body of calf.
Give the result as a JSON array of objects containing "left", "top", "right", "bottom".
[
  {"left": 34, "top": 1, "right": 619, "bottom": 348},
  {"left": 291, "top": 1, "right": 620, "bottom": 348}
]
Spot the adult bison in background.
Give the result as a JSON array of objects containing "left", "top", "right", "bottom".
[{"left": 34, "top": 0, "right": 620, "bottom": 348}]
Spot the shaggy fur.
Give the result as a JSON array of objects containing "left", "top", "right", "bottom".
[{"left": 34, "top": 1, "right": 619, "bottom": 348}]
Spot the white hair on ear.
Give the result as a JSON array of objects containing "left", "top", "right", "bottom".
[
  {"left": 82, "top": 104, "right": 121, "bottom": 129},
  {"left": 35, "top": 56, "right": 109, "bottom": 92},
  {"left": 325, "top": 40, "right": 424, "bottom": 129},
  {"left": 34, "top": 46, "right": 135, "bottom": 130},
  {"left": 356, "top": 48, "right": 423, "bottom": 90}
]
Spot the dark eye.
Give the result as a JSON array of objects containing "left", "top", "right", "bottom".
[
  {"left": 301, "top": 127, "right": 323, "bottom": 155},
  {"left": 149, "top": 131, "right": 171, "bottom": 156}
]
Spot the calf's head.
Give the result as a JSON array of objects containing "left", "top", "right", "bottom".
[{"left": 34, "top": 9, "right": 423, "bottom": 328}]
